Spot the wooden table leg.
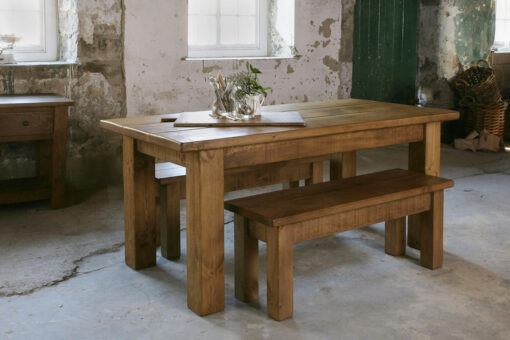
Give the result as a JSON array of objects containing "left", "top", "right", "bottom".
[
  {"left": 186, "top": 149, "right": 225, "bottom": 316},
  {"left": 50, "top": 106, "right": 68, "bottom": 209},
  {"left": 305, "top": 160, "right": 324, "bottom": 185},
  {"left": 408, "top": 122, "right": 441, "bottom": 249},
  {"left": 123, "top": 136, "right": 158, "bottom": 269},
  {"left": 330, "top": 151, "right": 357, "bottom": 180}
]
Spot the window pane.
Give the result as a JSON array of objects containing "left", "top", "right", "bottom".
[
  {"left": 238, "top": 0, "right": 256, "bottom": 16},
  {"left": 238, "top": 16, "right": 256, "bottom": 45},
  {"left": 220, "top": 0, "right": 237, "bottom": 15},
  {"left": 189, "top": 0, "right": 217, "bottom": 15},
  {"left": 495, "top": 0, "right": 510, "bottom": 49},
  {"left": 188, "top": 0, "right": 267, "bottom": 57},
  {"left": 189, "top": 15, "right": 217, "bottom": 46},
  {"left": 220, "top": 16, "right": 238, "bottom": 44},
  {"left": 0, "top": 0, "right": 43, "bottom": 49},
  {"left": 0, "top": 0, "right": 41, "bottom": 11}
]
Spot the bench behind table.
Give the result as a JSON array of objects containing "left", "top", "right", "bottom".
[
  {"left": 225, "top": 169, "right": 454, "bottom": 320},
  {"left": 155, "top": 156, "right": 328, "bottom": 259}
]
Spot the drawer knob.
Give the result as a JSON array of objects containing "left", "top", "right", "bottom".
[{"left": 22, "top": 121, "right": 30, "bottom": 127}]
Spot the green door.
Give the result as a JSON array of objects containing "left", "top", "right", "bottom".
[{"left": 352, "top": 0, "right": 419, "bottom": 104}]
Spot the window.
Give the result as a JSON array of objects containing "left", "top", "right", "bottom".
[
  {"left": 188, "top": 0, "right": 268, "bottom": 58},
  {"left": 495, "top": 0, "right": 510, "bottom": 52},
  {"left": 0, "top": 0, "right": 58, "bottom": 62}
]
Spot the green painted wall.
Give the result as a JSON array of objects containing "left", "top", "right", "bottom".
[
  {"left": 352, "top": 0, "right": 419, "bottom": 104},
  {"left": 453, "top": 0, "right": 495, "bottom": 66}
]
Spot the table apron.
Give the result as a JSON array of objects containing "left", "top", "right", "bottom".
[
  {"left": 137, "top": 139, "right": 186, "bottom": 166},
  {"left": 223, "top": 124, "right": 424, "bottom": 169}
]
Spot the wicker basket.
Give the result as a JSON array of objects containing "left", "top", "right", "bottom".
[
  {"left": 465, "top": 100, "right": 508, "bottom": 136},
  {"left": 455, "top": 60, "right": 502, "bottom": 106},
  {"left": 505, "top": 102, "right": 510, "bottom": 140}
]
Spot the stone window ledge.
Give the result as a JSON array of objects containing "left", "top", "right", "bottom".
[
  {"left": 184, "top": 55, "right": 296, "bottom": 62},
  {"left": 0, "top": 61, "right": 78, "bottom": 67}
]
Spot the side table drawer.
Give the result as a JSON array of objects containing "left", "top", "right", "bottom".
[{"left": 0, "top": 111, "right": 54, "bottom": 138}]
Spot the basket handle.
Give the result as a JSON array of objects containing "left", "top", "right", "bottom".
[
  {"left": 454, "top": 79, "right": 470, "bottom": 92},
  {"left": 476, "top": 59, "right": 490, "bottom": 68}
]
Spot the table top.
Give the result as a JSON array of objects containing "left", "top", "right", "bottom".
[
  {"left": 100, "top": 99, "right": 459, "bottom": 152},
  {"left": 0, "top": 94, "right": 74, "bottom": 108},
  {"left": 173, "top": 111, "right": 306, "bottom": 127}
]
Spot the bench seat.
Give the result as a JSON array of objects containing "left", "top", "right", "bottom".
[
  {"left": 225, "top": 169, "right": 454, "bottom": 320},
  {"left": 154, "top": 156, "right": 328, "bottom": 259}
]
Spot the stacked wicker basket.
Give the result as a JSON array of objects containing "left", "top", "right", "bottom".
[
  {"left": 505, "top": 105, "right": 510, "bottom": 140},
  {"left": 454, "top": 60, "right": 507, "bottom": 137}
]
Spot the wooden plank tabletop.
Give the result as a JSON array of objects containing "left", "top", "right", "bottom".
[
  {"left": 100, "top": 99, "right": 459, "bottom": 152},
  {"left": 173, "top": 111, "right": 306, "bottom": 127},
  {"left": 0, "top": 94, "right": 74, "bottom": 108}
]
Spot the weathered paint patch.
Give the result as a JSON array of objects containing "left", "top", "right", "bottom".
[
  {"left": 453, "top": 0, "right": 495, "bottom": 65},
  {"left": 1, "top": 70, "right": 14, "bottom": 94},
  {"left": 319, "top": 18, "right": 337, "bottom": 39},
  {"left": 323, "top": 56, "right": 341, "bottom": 72}
]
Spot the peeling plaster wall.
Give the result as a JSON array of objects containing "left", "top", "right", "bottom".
[
  {"left": 0, "top": 0, "right": 125, "bottom": 190},
  {"left": 340, "top": 0, "right": 355, "bottom": 99},
  {"left": 417, "top": 0, "right": 496, "bottom": 108},
  {"left": 124, "top": 0, "right": 346, "bottom": 117}
]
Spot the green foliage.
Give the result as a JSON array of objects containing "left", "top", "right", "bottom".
[{"left": 234, "top": 62, "right": 272, "bottom": 98}]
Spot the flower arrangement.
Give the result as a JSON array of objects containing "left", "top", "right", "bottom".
[
  {"left": 234, "top": 62, "right": 271, "bottom": 99},
  {"left": 208, "top": 62, "right": 271, "bottom": 119},
  {"left": 232, "top": 62, "right": 271, "bottom": 117}
]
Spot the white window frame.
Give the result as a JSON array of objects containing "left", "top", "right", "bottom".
[
  {"left": 494, "top": 0, "right": 510, "bottom": 52},
  {"left": 188, "top": 0, "right": 268, "bottom": 58},
  {"left": 2, "top": 0, "right": 58, "bottom": 62}
]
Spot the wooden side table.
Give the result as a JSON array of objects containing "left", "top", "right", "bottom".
[{"left": 0, "top": 94, "right": 74, "bottom": 208}]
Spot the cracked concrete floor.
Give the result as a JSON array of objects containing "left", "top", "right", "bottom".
[{"left": 1, "top": 145, "right": 510, "bottom": 339}]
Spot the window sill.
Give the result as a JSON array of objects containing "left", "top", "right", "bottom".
[
  {"left": 184, "top": 55, "right": 297, "bottom": 62},
  {"left": 492, "top": 51, "right": 510, "bottom": 65},
  {"left": 0, "top": 61, "right": 78, "bottom": 67}
]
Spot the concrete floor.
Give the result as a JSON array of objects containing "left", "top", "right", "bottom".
[{"left": 1, "top": 145, "right": 510, "bottom": 339}]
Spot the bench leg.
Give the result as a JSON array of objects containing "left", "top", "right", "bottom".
[
  {"left": 235, "top": 215, "right": 259, "bottom": 302},
  {"left": 420, "top": 191, "right": 444, "bottom": 270},
  {"left": 161, "top": 183, "right": 181, "bottom": 260},
  {"left": 305, "top": 160, "right": 324, "bottom": 185},
  {"left": 385, "top": 217, "right": 406, "bottom": 256},
  {"left": 266, "top": 227, "right": 294, "bottom": 321}
]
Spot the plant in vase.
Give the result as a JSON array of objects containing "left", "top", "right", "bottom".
[
  {"left": 0, "top": 34, "right": 20, "bottom": 64},
  {"left": 233, "top": 62, "right": 271, "bottom": 117}
]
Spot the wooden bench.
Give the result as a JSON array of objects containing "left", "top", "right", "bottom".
[
  {"left": 155, "top": 156, "right": 328, "bottom": 260},
  {"left": 225, "top": 169, "right": 454, "bottom": 320}
]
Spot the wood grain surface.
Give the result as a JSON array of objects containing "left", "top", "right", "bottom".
[
  {"left": 173, "top": 111, "right": 306, "bottom": 127},
  {"left": 101, "top": 99, "right": 459, "bottom": 152}
]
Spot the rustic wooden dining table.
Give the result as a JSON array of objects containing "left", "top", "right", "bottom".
[{"left": 100, "top": 99, "right": 459, "bottom": 316}]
